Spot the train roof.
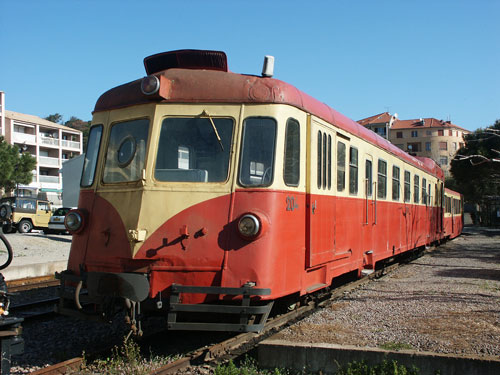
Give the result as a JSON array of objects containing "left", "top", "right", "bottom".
[{"left": 94, "top": 49, "right": 444, "bottom": 180}]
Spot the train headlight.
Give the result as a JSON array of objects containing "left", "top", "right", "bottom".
[
  {"left": 141, "top": 75, "right": 160, "bottom": 95},
  {"left": 237, "top": 214, "right": 261, "bottom": 239},
  {"left": 65, "top": 210, "right": 85, "bottom": 234}
]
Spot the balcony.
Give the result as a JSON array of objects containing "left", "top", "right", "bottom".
[
  {"left": 61, "top": 139, "right": 81, "bottom": 150},
  {"left": 39, "top": 175, "right": 60, "bottom": 183},
  {"left": 39, "top": 135, "right": 60, "bottom": 147},
  {"left": 12, "top": 132, "right": 36, "bottom": 145},
  {"left": 39, "top": 156, "right": 60, "bottom": 167}
]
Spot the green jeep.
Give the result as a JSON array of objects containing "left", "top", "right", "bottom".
[{"left": 0, "top": 197, "right": 52, "bottom": 233}]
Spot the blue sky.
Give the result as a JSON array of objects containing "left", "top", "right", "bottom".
[{"left": 1, "top": 0, "right": 499, "bottom": 131}]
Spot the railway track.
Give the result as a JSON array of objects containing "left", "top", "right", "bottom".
[
  {"left": 6, "top": 275, "right": 59, "bottom": 292},
  {"left": 28, "top": 247, "right": 421, "bottom": 375}
]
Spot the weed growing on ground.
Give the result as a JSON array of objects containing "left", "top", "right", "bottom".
[
  {"left": 214, "top": 357, "right": 419, "bottom": 375},
  {"left": 335, "top": 360, "right": 419, "bottom": 375},
  {"left": 79, "top": 338, "right": 178, "bottom": 374},
  {"left": 214, "top": 357, "right": 288, "bottom": 375}
]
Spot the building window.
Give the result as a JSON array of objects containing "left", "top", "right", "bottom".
[
  {"left": 396, "top": 132, "right": 403, "bottom": 139},
  {"left": 414, "top": 175, "right": 420, "bottom": 203},
  {"left": 439, "top": 156, "right": 448, "bottom": 165},
  {"left": 439, "top": 142, "right": 448, "bottom": 150},
  {"left": 411, "top": 130, "right": 418, "bottom": 137},
  {"left": 378, "top": 159, "right": 387, "bottom": 199},
  {"left": 349, "top": 147, "right": 358, "bottom": 195},
  {"left": 449, "top": 129, "right": 453, "bottom": 136},
  {"left": 375, "top": 127, "right": 386, "bottom": 136},
  {"left": 425, "top": 142, "right": 431, "bottom": 151},
  {"left": 438, "top": 129, "right": 444, "bottom": 136},
  {"left": 392, "top": 165, "right": 400, "bottom": 201},
  {"left": 337, "top": 141, "right": 346, "bottom": 192},
  {"left": 426, "top": 130, "right": 432, "bottom": 136},
  {"left": 404, "top": 171, "right": 411, "bottom": 202},
  {"left": 407, "top": 142, "right": 421, "bottom": 152},
  {"left": 452, "top": 142, "right": 457, "bottom": 151}
]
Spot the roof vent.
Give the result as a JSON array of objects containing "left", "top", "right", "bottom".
[{"left": 143, "top": 49, "right": 228, "bottom": 75}]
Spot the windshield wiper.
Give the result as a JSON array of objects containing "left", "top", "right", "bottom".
[{"left": 200, "top": 110, "right": 224, "bottom": 151}]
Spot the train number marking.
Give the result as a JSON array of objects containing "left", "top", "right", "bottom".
[{"left": 286, "top": 196, "right": 299, "bottom": 211}]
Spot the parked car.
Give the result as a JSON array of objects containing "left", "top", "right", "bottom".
[
  {"left": 45, "top": 207, "right": 72, "bottom": 234},
  {"left": 0, "top": 197, "right": 52, "bottom": 233}
]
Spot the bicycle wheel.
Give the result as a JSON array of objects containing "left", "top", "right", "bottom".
[{"left": 0, "top": 230, "right": 13, "bottom": 271}]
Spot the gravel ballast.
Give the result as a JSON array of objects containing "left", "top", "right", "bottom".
[{"left": 275, "top": 227, "right": 500, "bottom": 359}]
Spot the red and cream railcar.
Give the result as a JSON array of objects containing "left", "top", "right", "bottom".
[
  {"left": 443, "top": 189, "right": 464, "bottom": 239},
  {"left": 57, "top": 50, "right": 459, "bottom": 333}
]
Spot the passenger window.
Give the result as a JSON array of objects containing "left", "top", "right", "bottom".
[
  {"left": 414, "top": 175, "right": 420, "bottom": 203},
  {"left": 349, "top": 147, "right": 358, "bottom": 195},
  {"left": 392, "top": 166, "right": 400, "bottom": 201},
  {"left": 284, "top": 118, "right": 300, "bottom": 186},
  {"left": 317, "top": 131, "right": 322, "bottom": 189},
  {"left": 404, "top": 171, "right": 411, "bottom": 202},
  {"left": 239, "top": 117, "right": 276, "bottom": 187},
  {"left": 377, "top": 159, "right": 387, "bottom": 199},
  {"left": 337, "top": 141, "right": 346, "bottom": 192},
  {"left": 327, "top": 135, "right": 332, "bottom": 190},
  {"left": 317, "top": 131, "right": 332, "bottom": 190},
  {"left": 365, "top": 160, "right": 372, "bottom": 197},
  {"left": 422, "top": 178, "right": 427, "bottom": 205}
]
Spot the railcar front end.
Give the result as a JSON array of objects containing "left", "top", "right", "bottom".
[{"left": 56, "top": 83, "right": 308, "bottom": 333}]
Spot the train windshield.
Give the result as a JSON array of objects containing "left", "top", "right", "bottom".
[
  {"left": 239, "top": 117, "right": 277, "bottom": 187},
  {"left": 154, "top": 117, "right": 234, "bottom": 182},
  {"left": 103, "top": 119, "right": 150, "bottom": 183}
]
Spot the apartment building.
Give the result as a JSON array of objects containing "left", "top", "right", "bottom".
[
  {"left": 0, "top": 91, "right": 83, "bottom": 206},
  {"left": 359, "top": 112, "right": 470, "bottom": 177}
]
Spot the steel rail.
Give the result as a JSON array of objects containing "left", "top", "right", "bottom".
[{"left": 27, "top": 245, "right": 434, "bottom": 375}]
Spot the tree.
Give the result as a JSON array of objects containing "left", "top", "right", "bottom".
[
  {"left": 45, "top": 113, "right": 64, "bottom": 124},
  {"left": 0, "top": 137, "right": 37, "bottom": 194},
  {"left": 64, "top": 116, "right": 92, "bottom": 150},
  {"left": 450, "top": 119, "right": 500, "bottom": 203}
]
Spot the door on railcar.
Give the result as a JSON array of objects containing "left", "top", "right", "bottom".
[
  {"left": 306, "top": 118, "right": 336, "bottom": 268},
  {"left": 362, "top": 155, "right": 376, "bottom": 255}
]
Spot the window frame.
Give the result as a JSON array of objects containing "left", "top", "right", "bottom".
[
  {"left": 337, "top": 141, "right": 346, "bottom": 192},
  {"left": 414, "top": 175, "right": 420, "bottom": 203},
  {"left": 377, "top": 159, "right": 387, "bottom": 199},
  {"left": 283, "top": 118, "right": 300, "bottom": 187},
  {"left": 404, "top": 170, "right": 411, "bottom": 202},
  {"left": 81, "top": 124, "right": 103, "bottom": 188},
  {"left": 238, "top": 116, "right": 277, "bottom": 188},
  {"left": 349, "top": 146, "right": 358, "bottom": 195},
  {"left": 392, "top": 165, "right": 400, "bottom": 201}
]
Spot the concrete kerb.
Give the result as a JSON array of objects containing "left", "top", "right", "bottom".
[
  {"left": 2, "top": 261, "right": 67, "bottom": 281},
  {"left": 258, "top": 339, "right": 500, "bottom": 375}
]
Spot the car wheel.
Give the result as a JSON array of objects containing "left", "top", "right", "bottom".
[
  {"left": 2, "top": 223, "right": 14, "bottom": 234},
  {"left": 0, "top": 205, "right": 11, "bottom": 220},
  {"left": 18, "top": 219, "right": 33, "bottom": 233}
]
